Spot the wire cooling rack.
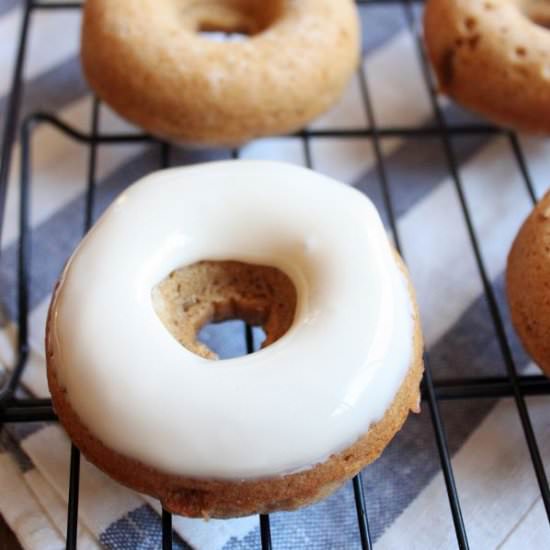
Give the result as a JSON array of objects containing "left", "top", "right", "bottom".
[{"left": 1, "top": 0, "right": 550, "bottom": 549}]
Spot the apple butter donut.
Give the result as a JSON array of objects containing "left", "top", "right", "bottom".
[
  {"left": 425, "top": 0, "right": 550, "bottom": 132},
  {"left": 507, "top": 190, "right": 550, "bottom": 376},
  {"left": 81, "top": 0, "right": 360, "bottom": 146}
]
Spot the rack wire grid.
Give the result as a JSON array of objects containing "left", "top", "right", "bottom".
[{"left": 1, "top": 0, "right": 550, "bottom": 549}]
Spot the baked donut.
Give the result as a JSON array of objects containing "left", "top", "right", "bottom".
[
  {"left": 81, "top": 0, "right": 360, "bottom": 146},
  {"left": 46, "top": 161, "right": 424, "bottom": 518},
  {"left": 507, "top": 190, "right": 550, "bottom": 376},
  {"left": 424, "top": 0, "right": 550, "bottom": 132}
]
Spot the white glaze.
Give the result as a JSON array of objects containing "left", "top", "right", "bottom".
[{"left": 49, "top": 160, "right": 415, "bottom": 480}]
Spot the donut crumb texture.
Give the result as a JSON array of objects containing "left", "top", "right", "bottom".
[
  {"left": 424, "top": 0, "right": 550, "bottom": 132},
  {"left": 181, "top": 0, "right": 284, "bottom": 36},
  {"left": 507, "top": 190, "right": 550, "bottom": 377},
  {"left": 152, "top": 260, "right": 297, "bottom": 359}
]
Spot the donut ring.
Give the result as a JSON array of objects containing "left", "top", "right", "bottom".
[
  {"left": 507, "top": 190, "right": 550, "bottom": 376},
  {"left": 81, "top": 0, "right": 360, "bottom": 146},
  {"left": 424, "top": 0, "right": 550, "bottom": 132},
  {"left": 46, "top": 161, "right": 424, "bottom": 518}
]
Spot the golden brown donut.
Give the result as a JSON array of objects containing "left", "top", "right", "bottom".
[
  {"left": 424, "top": 0, "right": 550, "bottom": 132},
  {"left": 81, "top": 0, "right": 360, "bottom": 146},
  {"left": 507, "top": 190, "right": 550, "bottom": 376}
]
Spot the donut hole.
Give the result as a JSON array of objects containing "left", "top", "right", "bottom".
[
  {"left": 197, "top": 321, "right": 266, "bottom": 359},
  {"left": 152, "top": 260, "right": 297, "bottom": 360},
  {"left": 529, "top": 14, "right": 550, "bottom": 29},
  {"left": 181, "top": 0, "right": 284, "bottom": 38},
  {"left": 521, "top": 0, "right": 550, "bottom": 29},
  {"left": 198, "top": 30, "right": 249, "bottom": 42}
]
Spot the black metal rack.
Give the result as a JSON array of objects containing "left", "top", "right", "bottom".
[{"left": 0, "top": 1, "right": 549, "bottom": 549}]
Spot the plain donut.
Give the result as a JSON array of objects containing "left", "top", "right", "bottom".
[
  {"left": 81, "top": 0, "right": 360, "bottom": 146},
  {"left": 424, "top": 0, "right": 550, "bottom": 132},
  {"left": 507, "top": 190, "right": 550, "bottom": 377}
]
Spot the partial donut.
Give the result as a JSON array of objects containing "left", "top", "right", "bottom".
[
  {"left": 507, "top": 190, "right": 550, "bottom": 376},
  {"left": 46, "top": 161, "right": 424, "bottom": 518},
  {"left": 424, "top": 0, "right": 550, "bottom": 132},
  {"left": 81, "top": 0, "right": 360, "bottom": 146}
]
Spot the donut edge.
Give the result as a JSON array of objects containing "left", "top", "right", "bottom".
[
  {"left": 423, "top": 0, "right": 550, "bottom": 134},
  {"left": 45, "top": 252, "right": 424, "bottom": 518},
  {"left": 507, "top": 190, "right": 550, "bottom": 377}
]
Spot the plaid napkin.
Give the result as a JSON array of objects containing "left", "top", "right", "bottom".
[{"left": 1, "top": 1, "right": 550, "bottom": 548}]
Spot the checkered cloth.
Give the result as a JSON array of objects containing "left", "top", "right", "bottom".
[{"left": 1, "top": 1, "right": 550, "bottom": 548}]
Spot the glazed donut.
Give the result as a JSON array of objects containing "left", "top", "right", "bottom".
[
  {"left": 81, "top": 0, "right": 360, "bottom": 146},
  {"left": 424, "top": 0, "right": 550, "bottom": 132},
  {"left": 46, "top": 161, "right": 424, "bottom": 518},
  {"left": 507, "top": 190, "right": 550, "bottom": 376}
]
